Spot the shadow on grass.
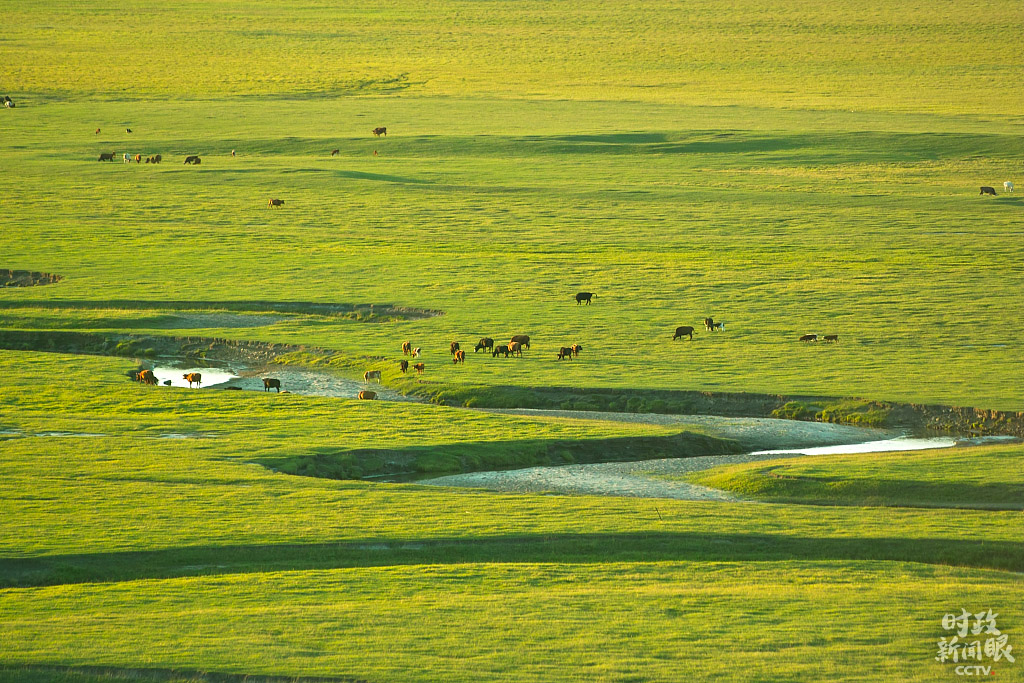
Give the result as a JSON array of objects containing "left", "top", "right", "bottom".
[
  {"left": 268, "top": 432, "right": 743, "bottom": 480},
  {"left": 718, "top": 471, "right": 1024, "bottom": 511},
  {"left": 2, "top": 531, "right": 1020, "bottom": 588},
  {"left": 0, "top": 663, "right": 364, "bottom": 683}
]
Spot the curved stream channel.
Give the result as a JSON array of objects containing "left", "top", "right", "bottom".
[{"left": 147, "top": 359, "right": 1016, "bottom": 501}]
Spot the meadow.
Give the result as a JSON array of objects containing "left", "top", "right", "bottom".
[{"left": 2, "top": 0, "right": 1023, "bottom": 680}]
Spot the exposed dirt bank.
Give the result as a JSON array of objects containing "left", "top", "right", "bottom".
[{"left": 0, "top": 269, "right": 61, "bottom": 287}]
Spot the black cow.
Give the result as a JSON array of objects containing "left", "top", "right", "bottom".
[
  {"left": 799, "top": 334, "right": 817, "bottom": 342},
  {"left": 372, "top": 127, "right": 387, "bottom": 137},
  {"left": 980, "top": 186, "right": 997, "bottom": 196},
  {"left": 557, "top": 346, "right": 573, "bottom": 360},
  {"left": 184, "top": 155, "right": 201, "bottom": 165},
  {"left": 673, "top": 326, "right": 694, "bottom": 341},
  {"left": 575, "top": 292, "right": 593, "bottom": 305},
  {"left": 98, "top": 152, "right": 116, "bottom": 162},
  {"left": 263, "top": 378, "right": 282, "bottom": 392}
]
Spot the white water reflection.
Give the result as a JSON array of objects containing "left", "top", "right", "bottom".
[
  {"left": 150, "top": 365, "right": 239, "bottom": 388},
  {"left": 751, "top": 436, "right": 957, "bottom": 457}
]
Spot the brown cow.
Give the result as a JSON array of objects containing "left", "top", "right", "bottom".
[
  {"left": 799, "top": 334, "right": 818, "bottom": 342},
  {"left": 263, "top": 378, "right": 282, "bottom": 392},
  {"left": 183, "top": 372, "right": 202, "bottom": 388},
  {"left": 510, "top": 335, "right": 530, "bottom": 350},
  {"left": 474, "top": 337, "right": 493, "bottom": 352},
  {"left": 492, "top": 344, "right": 511, "bottom": 358},
  {"left": 137, "top": 369, "right": 157, "bottom": 385},
  {"left": 372, "top": 127, "right": 387, "bottom": 137},
  {"left": 134, "top": 154, "right": 142, "bottom": 164},
  {"left": 358, "top": 390, "right": 377, "bottom": 400},
  {"left": 153, "top": 154, "right": 161, "bottom": 164},
  {"left": 508, "top": 341, "right": 523, "bottom": 357},
  {"left": 673, "top": 326, "right": 694, "bottom": 340},
  {"left": 331, "top": 149, "right": 340, "bottom": 156},
  {"left": 571, "top": 343, "right": 582, "bottom": 358},
  {"left": 402, "top": 341, "right": 412, "bottom": 355},
  {"left": 268, "top": 199, "right": 285, "bottom": 208},
  {"left": 823, "top": 334, "right": 839, "bottom": 343},
  {"left": 411, "top": 347, "right": 421, "bottom": 358},
  {"left": 413, "top": 362, "right": 425, "bottom": 374},
  {"left": 452, "top": 350, "right": 465, "bottom": 364},
  {"left": 450, "top": 341, "right": 461, "bottom": 355},
  {"left": 184, "top": 155, "right": 201, "bottom": 165},
  {"left": 363, "top": 370, "right": 382, "bottom": 383},
  {"left": 98, "top": 152, "right": 116, "bottom": 162},
  {"left": 557, "top": 347, "right": 573, "bottom": 360},
  {"left": 399, "top": 359, "right": 409, "bottom": 373}
]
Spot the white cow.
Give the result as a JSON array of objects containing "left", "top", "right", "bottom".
[
  {"left": 363, "top": 370, "right": 382, "bottom": 383},
  {"left": 1005, "top": 181, "right": 1014, "bottom": 193},
  {"left": 123, "top": 153, "right": 131, "bottom": 163}
]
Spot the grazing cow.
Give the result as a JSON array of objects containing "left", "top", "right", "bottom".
[
  {"left": 508, "top": 341, "right": 523, "bottom": 357},
  {"left": 126, "top": 128, "right": 132, "bottom": 133},
  {"left": 268, "top": 198, "right": 285, "bottom": 208},
  {"left": 711, "top": 321, "right": 724, "bottom": 331},
  {"left": 363, "top": 370, "right": 382, "bottom": 383},
  {"left": 412, "top": 347, "right": 421, "bottom": 358},
  {"left": 575, "top": 292, "right": 593, "bottom": 305},
  {"left": 492, "top": 344, "right": 511, "bottom": 358},
  {"left": 510, "top": 334, "right": 530, "bottom": 350},
  {"left": 263, "top": 378, "right": 282, "bottom": 392},
  {"left": 402, "top": 341, "right": 412, "bottom": 355},
  {"left": 123, "top": 153, "right": 131, "bottom": 163},
  {"left": 163, "top": 380, "right": 172, "bottom": 386},
  {"left": 557, "top": 346, "right": 573, "bottom": 360},
  {"left": 475, "top": 337, "right": 494, "bottom": 352},
  {"left": 98, "top": 152, "right": 116, "bottom": 162},
  {"left": 3, "top": 97, "right": 13, "bottom": 108},
  {"left": 331, "top": 149, "right": 340, "bottom": 156},
  {"left": 673, "top": 326, "right": 694, "bottom": 341},
  {"left": 571, "top": 343, "right": 582, "bottom": 358},
  {"left": 153, "top": 154, "right": 161, "bottom": 164},
  {"left": 399, "top": 359, "right": 409, "bottom": 373},
  {"left": 358, "top": 390, "right": 377, "bottom": 400},
  {"left": 134, "top": 154, "right": 142, "bottom": 163},
  {"left": 95, "top": 128, "right": 101, "bottom": 134},
  {"left": 980, "top": 186, "right": 997, "bottom": 196},
  {"left": 184, "top": 155, "right": 201, "bottom": 165},
  {"left": 137, "top": 369, "right": 157, "bottom": 385},
  {"left": 453, "top": 350, "right": 465, "bottom": 364},
  {"left": 183, "top": 372, "right": 202, "bottom": 387},
  {"left": 413, "top": 362, "right": 425, "bottom": 374},
  {"left": 145, "top": 156, "right": 152, "bottom": 163},
  {"left": 799, "top": 334, "right": 818, "bottom": 342},
  {"left": 450, "top": 341, "right": 461, "bottom": 355},
  {"left": 372, "top": 127, "right": 387, "bottom": 137},
  {"left": 1005, "top": 181, "right": 1015, "bottom": 193},
  {"left": 823, "top": 334, "right": 839, "bottom": 343}
]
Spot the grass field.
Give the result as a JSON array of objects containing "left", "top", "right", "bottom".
[
  {"left": 2, "top": 0, "right": 1023, "bottom": 680},
  {"left": 689, "top": 445, "right": 1024, "bottom": 510}
]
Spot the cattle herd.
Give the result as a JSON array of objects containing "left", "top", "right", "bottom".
[{"left": 129, "top": 287, "right": 845, "bottom": 398}]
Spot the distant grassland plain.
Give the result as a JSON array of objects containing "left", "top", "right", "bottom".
[{"left": 3, "top": 1, "right": 1024, "bottom": 682}]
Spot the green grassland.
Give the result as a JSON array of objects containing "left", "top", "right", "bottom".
[
  {"left": 1, "top": 354, "right": 1023, "bottom": 682},
  {"left": 3, "top": 0, "right": 1024, "bottom": 681},
  {"left": 689, "top": 445, "right": 1024, "bottom": 510}
]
